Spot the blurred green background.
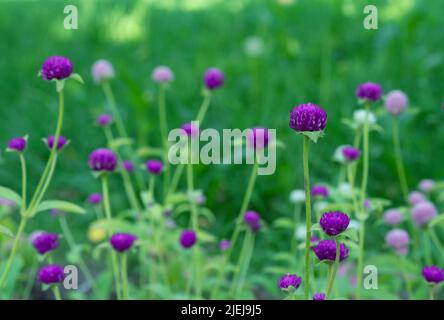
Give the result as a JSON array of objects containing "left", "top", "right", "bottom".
[{"left": 1, "top": 0, "right": 443, "bottom": 271}]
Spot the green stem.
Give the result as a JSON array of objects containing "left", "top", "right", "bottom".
[
  {"left": 302, "top": 135, "right": 312, "bottom": 300},
  {"left": 429, "top": 228, "right": 444, "bottom": 261},
  {"left": 392, "top": 117, "right": 409, "bottom": 201},
  {"left": 158, "top": 85, "right": 171, "bottom": 201},
  {"left": 430, "top": 285, "right": 436, "bottom": 300},
  {"left": 231, "top": 231, "right": 255, "bottom": 299},
  {"left": 101, "top": 175, "right": 122, "bottom": 300},
  {"left": 423, "top": 230, "right": 433, "bottom": 265},
  {"left": 52, "top": 286, "right": 62, "bottom": 300},
  {"left": 196, "top": 91, "right": 212, "bottom": 123},
  {"left": 121, "top": 253, "right": 128, "bottom": 300},
  {"left": 19, "top": 154, "right": 27, "bottom": 214},
  {"left": 325, "top": 238, "right": 340, "bottom": 299},
  {"left": 33, "top": 153, "right": 59, "bottom": 210},
  {"left": 291, "top": 203, "right": 301, "bottom": 267},
  {"left": 167, "top": 163, "right": 184, "bottom": 198}
]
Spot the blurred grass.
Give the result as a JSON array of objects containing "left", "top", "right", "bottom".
[{"left": 1, "top": 0, "right": 444, "bottom": 256}]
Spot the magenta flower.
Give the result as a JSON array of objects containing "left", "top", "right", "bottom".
[
  {"left": 385, "top": 90, "right": 408, "bottom": 115},
  {"left": 422, "top": 266, "right": 444, "bottom": 284},
  {"left": 203, "top": 68, "right": 224, "bottom": 90},
  {"left": 122, "top": 160, "right": 135, "bottom": 172},
  {"left": 320, "top": 211, "right": 350, "bottom": 236},
  {"left": 247, "top": 127, "right": 269, "bottom": 149},
  {"left": 96, "top": 114, "right": 113, "bottom": 127},
  {"left": 41, "top": 56, "right": 73, "bottom": 80},
  {"left": 385, "top": 229, "right": 409, "bottom": 254},
  {"left": 181, "top": 122, "right": 199, "bottom": 137},
  {"left": 146, "top": 160, "right": 163, "bottom": 175},
  {"left": 342, "top": 146, "right": 361, "bottom": 162},
  {"left": 7, "top": 137, "right": 27, "bottom": 152},
  {"left": 311, "top": 184, "right": 329, "bottom": 198},
  {"left": 180, "top": 230, "right": 197, "bottom": 249},
  {"left": 313, "top": 239, "right": 349, "bottom": 262},
  {"left": 355, "top": 82, "right": 383, "bottom": 101},
  {"left": 32, "top": 232, "right": 59, "bottom": 255},
  {"left": 219, "top": 239, "right": 231, "bottom": 250},
  {"left": 88, "top": 193, "right": 102, "bottom": 205},
  {"left": 313, "top": 292, "right": 326, "bottom": 300},
  {"left": 244, "top": 210, "right": 261, "bottom": 232},
  {"left": 46, "top": 135, "right": 67, "bottom": 150},
  {"left": 110, "top": 233, "right": 138, "bottom": 253},
  {"left": 409, "top": 191, "right": 426, "bottom": 206},
  {"left": 278, "top": 274, "right": 302, "bottom": 290},
  {"left": 411, "top": 201, "right": 437, "bottom": 227},
  {"left": 289, "top": 103, "right": 327, "bottom": 132},
  {"left": 88, "top": 148, "right": 118, "bottom": 172},
  {"left": 383, "top": 209, "right": 403, "bottom": 226},
  {"left": 419, "top": 179, "right": 435, "bottom": 193},
  {"left": 91, "top": 59, "right": 114, "bottom": 83},
  {"left": 38, "top": 264, "right": 65, "bottom": 284},
  {"left": 152, "top": 66, "right": 174, "bottom": 83}
]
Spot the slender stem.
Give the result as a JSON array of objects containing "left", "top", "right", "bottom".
[
  {"left": 423, "top": 230, "right": 433, "bottom": 265},
  {"left": 22, "top": 256, "right": 38, "bottom": 299},
  {"left": 429, "top": 228, "right": 444, "bottom": 261},
  {"left": 167, "top": 163, "right": 184, "bottom": 197},
  {"left": 33, "top": 153, "right": 59, "bottom": 209},
  {"left": 19, "top": 154, "right": 27, "bottom": 214},
  {"left": 196, "top": 91, "right": 212, "bottom": 123},
  {"left": 231, "top": 231, "right": 255, "bottom": 299},
  {"left": 392, "top": 117, "right": 409, "bottom": 201},
  {"left": 52, "top": 286, "right": 62, "bottom": 300},
  {"left": 347, "top": 165, "right": 360, "bottom": 218},
  {"left": 148, "top": 175, "right": 156, "bottom": 199},
  {"left": 325, "top": 238, "right": 340, "bottom": 299},
  {"left": 101, "top": 175, "right": 122, "bottom": 300},
  {"left": 121, "top": 253, "right": 128, "bottom": 300},
  {"left": 430, "top": 285, "right": 436, "bottom": 300},
  {"left": 302, "top": 135, "right": 312, "bottom": 300},
  {"left": 291, "top": 203, "right": 301, "bottom": 267},
  {"left": 158, "top": 85, "right": 171, "bottom": 201}
]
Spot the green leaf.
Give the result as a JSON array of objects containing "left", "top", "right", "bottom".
[
  {"left": 272, "top": 217, "right": 294, "bottom": 230},
  {"left": 0, "top": 186, "right": 21, "bottom": 206},
  {"left": 55, "top": 79, "right": 65, "bottom": 92},
  {"left": 0, "top": 224, "right": 14, "bottom": 238},
  {"left": 110, "top": 137, "right": 133, "bottom": 149},
  {"left": 311, "top": 223, "right": 322, "bottom": 232},
  {"left": 136, "top": 146, "right": 164, "bottom": 157},
  {"left": 33, "top": 200, "right": 86, "bottom": 216},
  {"left": 299, "top": 130, "right": 324, "bottom": 143},
  {"left": 69, "top": 73, "right": 84, "bottom": 84},
  {"left": 429, "top": 214, "right": 444, "bottom": 228},
  {"left": 339, "top": 227, "right": 358, "bottom": 242}
]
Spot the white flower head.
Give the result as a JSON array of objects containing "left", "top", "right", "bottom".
[
  {"left": 353, "top": 109, "right": 376, "bottom": 126},
  {"left": 289, "top": 189, "right": 305, "bottom": 203},
  {"left": 244, "top": 36, "right": 265, "bottom": 57}
]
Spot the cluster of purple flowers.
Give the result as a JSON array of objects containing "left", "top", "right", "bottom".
[{"left": 244, "top": 210, "right": 261, "bottom": 232}]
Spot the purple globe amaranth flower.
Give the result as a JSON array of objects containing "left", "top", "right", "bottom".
[
  {"left": 247, "top": 127, "right": 269, "bottom": 149},
  {"left": 41, "top": 56, "right": 73, "bottom": 80},
  {"left": 313, "top": 239, "right": 349, "bottom": 262},
  {"left": 219, "top": 239, "right": 231, "bottom": 250},
  {"left": 355, "top": 82, "right": 383, "bottom": 101},
  {"left": 289, "top": 103, "right": 327, "bottom": 132},
  {"left": 411, "top": 201, "right": 437, "bottom": 227},
  {"left": 152, "top": 66, "right": 174, "bottom": 83},
  {"left": 203, "top": 68, "right": 224, "bottom": 90},
  {"left": 96, "top": 114, "right": 113, "bottom": 127},
  {"left": 92, "top": 59, "right": 114, "bottom": 83},
  {"left": 88, "top": 193, "right": 102, "bottom": 205},
  {"left": 311, "top": 184, "right": 329, "bottom": 198},
  {"left": 313, "top": 292, "right": 326, "bottom": 300},
  {"left": 181, "top": 122, "right": 199, "bottom": 137},
  {"left": 409, "top": 191, "right": 426, "bottom": 206},
  {"left": 419, "top": 179, "right": 435, "bottom": 193},
  {"left": 385, "top": 90, "right": 408, "bottom": 115},
  {"left": 8, "top": 137, "right": 27, "bottom": 152},
  {"left": 244, "top": 210, "right": 261, "bottom": 232},
  {"left": 342, "top": 146, "right": 361, "bottom": 162},
  {"left": 109, "top": 233, "right": 138, "bottom": 253},
  {"left": 88, "top": 148, "right": 118, "bottom": 172},
  {"left": 422, "top": 265, "right": 444, "bottom": 284},
  {"left": 122, "top": 160, "right": 135, "bottom": 172},
  {"left": 320, "top": 211, "right": 350, "bottom": 236},
  {"left": 32, "top": 232, "right": 59, "bottom": 255},
  {"left": 385, "top": 229, "right": 409, "bottom": 253},
  {"left": 146, "top": 159, "right": 163, "bottom": 175},
  {"left": 383, "top": 209, "right": 403, "bottom": 226},
  {"left": 38, "top": 264, "right": 65, "bottom": 284},
  {"left": 278, "top": 274, "right": 302, "bottom": 290},
  {"left": 180, "top": 230, "right": 197, "bottom": 249},
  {"left": 46, "top": 135, "right": 67, "bottom": 150}
]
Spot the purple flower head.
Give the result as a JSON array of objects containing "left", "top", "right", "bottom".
[
  {"left": 181, "top": 122, "right": 199, "bottom": 138},
  {"left": 364, "top": 199, "right": 371, "bottom": 210},
  {"left": 313, "top": 239, "right": 349, "bottom": 262},
  {"left": 289, "top": 103, "right": 327, "bottom": 132},
  {"left": 50, "top": 208, "right": 63, "bottom": 217},
  {"left": 385, "top": 229, "right": 409, "bottom": 253},
  {"left": 122, "top": 160, "right": 134, "bottom": 172},
  {"left": 422, "top": 265, "right": 444, "bottom": 284},
  {"left": 180, "top": 230, "right": 197, "bottom": 249},
  {"left": 411, "top": 201, "right": 437, "bottom": 227},
  {"left": 320, "top": 211, "right": 350, "bottom": 236},
  {"left": 247, "top": 127, "right": 269, "bottom": 149},
  {"left": 278, "top": 274, "right": 302, "bottom": 290},
  {"left": 8, "top": 137, "right": 27, "bottom": 152},
  {"left": 342, "top": 146, "right": 361, "bottom": 162},
  {"left": 88, "top": 193, "right": 102, "bottom": 205},
  {"left": 88, "top": 148, "right": 118, "bottom": 172},
  {"left": 152, "top": 66, "right": 174, "bottom": 83},
  {"left": 0, "top": 198, "right": 16, "bottom": 208},
  {"left": 32, "top": 232, "right": 59, "bottom": 255},
  {"left": 385, "top": 90, "right": 408, "bottom": 115},
  {"left": 355, "top": 82, "right": 383, "bottom": 101},
  {"left": 383, "top": 209, "right": 403, "bottom": 226},
  {"left": 46, "top": 135, "right": 67, "bottom": 151},
  {"left": 311, "top": 184, "right": 329, "bottom": 198},
  {"left": 203, "top": 68, "right": 224, "bottom": 90},
  {"left": 96, "top": 114, "right": 113, "bottom": 127},
  {"left": 110, "top": 233, "right": 138, "bottom": 253},
  {"left": 41, "top": 56, "right": 73, "bottom": 80},
  {"left": 313, "top": 292, "right": 326, "bottom": 300},
  {"left": 419, "top": 179, "right": 435, "bottom": 193},
  {"left": 219, "top": 239, "right": 231, "bottom": 250},
  {"left": 244, "top": 210, "right": 261, "bottom": 232},
  {"left": 38, "top": 264, "right": 65, "bottom": 284},
  {"left": 409, "top": 191, "right": 426, "bottom": 206},
  {"left": 146, "top": 159, "right": 163, "bottom": 175},
  {"left": 92, "top": 59, "right": 114, "bottom": 83}
]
